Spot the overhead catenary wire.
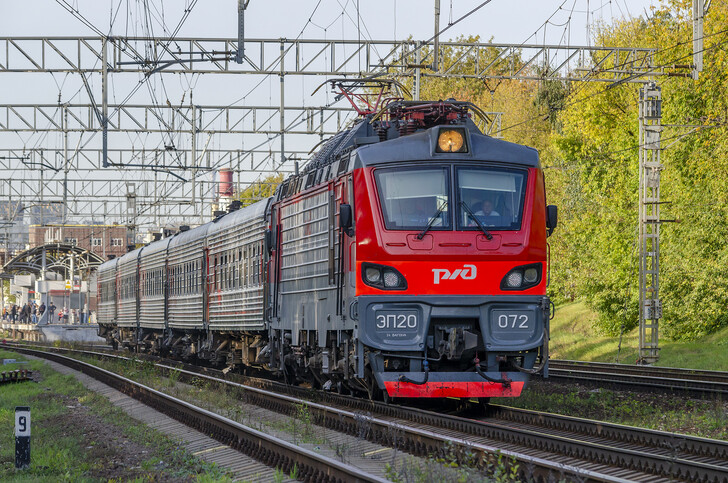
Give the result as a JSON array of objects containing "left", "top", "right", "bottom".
[{"left": 498, "top": 26, "right": 728, "bottom": 136}]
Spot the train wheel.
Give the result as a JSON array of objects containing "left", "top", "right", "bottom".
[
  {"left": 366, "top": 369, "right": 391, "bottom": 403},
  {"left": 336, "top": 381, "right": 351, "bottom": 395},
  {"left": 474, "top": 397, "right": 490, "bottom": 414}
]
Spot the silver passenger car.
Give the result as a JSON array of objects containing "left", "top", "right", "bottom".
[{"left": 206, "top": 199, "right": 269, "bottom": 332}]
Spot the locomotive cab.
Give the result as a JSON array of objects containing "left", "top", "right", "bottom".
[{"left": 351, "top": 120, "right": 552, "bottom": 399}]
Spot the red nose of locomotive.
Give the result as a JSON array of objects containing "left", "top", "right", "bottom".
[{"left": 351, "top": 125, "right": 551, "bottom": 399}]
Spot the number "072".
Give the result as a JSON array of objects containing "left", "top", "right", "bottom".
[{"left": 497, "top": 314, "right": 529, "bottom": 329}]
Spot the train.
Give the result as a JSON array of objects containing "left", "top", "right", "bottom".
[{"left": 97, "top": 98, "right": 557, "bottom": 402}]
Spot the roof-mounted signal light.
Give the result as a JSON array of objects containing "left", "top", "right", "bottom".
[{"left": 436, "top": 128, "right": 468, "bottom": 153}]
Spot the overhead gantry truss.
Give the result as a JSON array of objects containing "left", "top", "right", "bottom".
[
  {"left": 0, "top": 37, "right": 658, "bottom": 82},
  {"left": 0, "top": 35, "right": 657, "bottom": 230},
  {"left": 0, "top": 103, "right": 502, "bottom": 137}
]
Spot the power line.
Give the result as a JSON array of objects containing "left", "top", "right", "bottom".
[{"left": 499, "top": 27, "right": 728, "bottom": 135}]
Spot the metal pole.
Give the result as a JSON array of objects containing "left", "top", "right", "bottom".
[
  {"left": 191, "top": 101, "right": 198, "bottom": 223},
  {"left": 236, "top": 0, "right": 245, "bottom": 64},
  {"left": 102, "top": 37, "right": 109, "bottom": 167},
  {"left": 693, "top": 0, "right": 704, "bottom": 80},
  {"left": 638, "top": 81, "right": 662, "bottom": 364},
  {"left": 280, "top": 41, "right": 285, "bottom": 166},
  {"left": 69, "top": 251, "right": 74, "bottom": 323},
  {"left": 62, "top": 106, "right": 68, "bottom": 242},
  {"left": 414, "top": 43, "right": 421, "bottom": 101},
  {"left": 433, "top": 0, "right": 440, "bottom": 72}
]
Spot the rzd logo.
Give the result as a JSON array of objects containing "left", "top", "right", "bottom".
[{"left": 432, "top": 264, "right": 477, "bottom": 284}]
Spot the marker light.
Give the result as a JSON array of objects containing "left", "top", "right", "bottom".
[
  {"left": 436, "top": 129, "right": 467, "bottom": 153},
  {"left": 500, "top": 264, "right": 543, "bottom": 291},
  {"left": 361, "top": 263, "right": 407, "bottom": 290},
  {"left": 506, "top": 271, "right": 523, "bottom": 288}
]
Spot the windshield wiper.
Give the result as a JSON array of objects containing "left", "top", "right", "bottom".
[
  {"left": 416, "top": 200, "right": 448, "bottom": 240},
  {"left": 460, "top": 201, "right": 493, "bottom": 240}
]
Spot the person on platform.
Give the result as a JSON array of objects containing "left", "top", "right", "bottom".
[
  {"left": 11, "top": 305, "right": 17, "bottom": 322},
  {"left": 31, "top": 304, "right": 38, "bottom": 324},
  {"left": 48, "top": 302, "right": 56, "bottom": 323},
  {"left": 62, "top": 306, "right": 69, "bottom": 324},
  {"left": 19, "top": 303, "right": 29, "bottom": 323}
]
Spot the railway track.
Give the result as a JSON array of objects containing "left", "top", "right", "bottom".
[
  {"left": 548, "top": 359, "right": 728, "bottom": 398},
  {"left": 5, "top": 342, "right": 728, "bottom": 482},
  {"left": 4, "top": 344, "right": 385, "bottom": 483}
]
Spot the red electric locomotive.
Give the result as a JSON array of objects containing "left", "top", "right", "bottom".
[
  {"left": 268, "top": 94, "right": 557, "bottom": 401},
  {"left": 98, "top": 87, "right": 556, "bottom": 403}
]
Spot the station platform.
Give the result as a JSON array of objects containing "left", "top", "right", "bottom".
[{"left": 1, "top": 323, "right": 105, "bottom": 344}]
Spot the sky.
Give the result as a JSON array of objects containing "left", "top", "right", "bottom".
[
  {"left": 0, "top": 0, "right": 662, "bottom": 132},
  {"left": 1, "top": 1, "right": 660, "bottom": 45},
  {"left": 0, "top": 0, "right": 662, "bottom": 226}
]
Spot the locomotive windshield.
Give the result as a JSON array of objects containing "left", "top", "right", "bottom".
[
  {"left": 375, "top": 165, "right": 527, "bottom": 231},
  {"left": 375, "top": 167, "right": 451, "bottom": 230},
  {"left": 457, "top": 167, "right": 527, "bottom": 230}
]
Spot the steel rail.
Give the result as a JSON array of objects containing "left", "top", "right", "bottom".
[
  {"left": 5, "top": 345, "right": 384, "bottom": 483},
  {"left": 486, "top": 405, "right": 728, "bottom": 461},
  {"left": 548, "top": 359, "right": 728, "bottom": 398},
  {"left": 3, "top": 343, "right": 631, "bottom": 482},
  {"left": 6, "top": 342, "right": 728, "bottom": 482}
]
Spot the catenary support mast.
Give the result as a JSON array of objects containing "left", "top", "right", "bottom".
[{"left": 638, "top": 81, "right": 662, "bottom": 364}]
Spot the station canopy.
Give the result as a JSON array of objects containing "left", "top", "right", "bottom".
[{"left": 2, "top": 243, "right": 105, "bottom": 277}]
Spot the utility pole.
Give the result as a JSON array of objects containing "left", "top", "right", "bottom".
[
  {"left": 413, "top": 43, "right": 421, "bottom": 101},
  {"left": 102, "top": 37, "right": 109, "bottom": 167},
  {"left": 191, "top": 99, "right": 198, "bottom": 224},
  {"left": 636, "top": 0, "right": 709, "bottom": 363},
  {"left": 280, "top": 41, "right": 285, "bottom": 167},
  {"left": 126, "top": 183, "right": 137, "bottom": 249},
  {"left": 638, "top": 81, "right": 662, "bottom": 364},
  {"left": 433, "top": 0, "right": 440, "bottom": 72},
  {"left": 236, "top": 0, "right": 248, "bottom": 64},
  {"left": 62, "top": 105, "right": 69, "bottom": 243}
]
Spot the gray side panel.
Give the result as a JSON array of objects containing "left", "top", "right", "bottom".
[
  {"left": 139, "top": 239, "right": 170, "bottom": 330},
  {"left": 117, "top": 248, "right": 143, "bottom": 328},
  {"left": 207, "top": 199, "right": 269, "bottom": 331},
  {"left": 276, "top": 185, "right": 341, "bottom": 345},
  {"left": 167, "top": 237, "right": 206, "bottom": 330},
  {"left": 97, "top": 258, "right": 118, "bottom": 325}
]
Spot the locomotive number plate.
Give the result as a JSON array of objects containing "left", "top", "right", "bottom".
[
  {"left": 491, "top": 310, "right": 534, "bottom": 336},
  {"left": 374, "top": 310, "right": 419, "bottom": 333}
]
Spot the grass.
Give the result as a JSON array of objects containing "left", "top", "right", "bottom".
[
  {"left": 549, "top": 301, "right": 728, "bottom": 371},
  {"left": 0, "top": 349, "right": 232, "bottom": 482},
  {"left": 63, "top": 351, "right": 522, "bottom": 480},
  {"left": 492, "top": 302, "right": 728, "bottom": 441},
  {"left": 494, "top": 380, "right": 728, "bottom": 440}
]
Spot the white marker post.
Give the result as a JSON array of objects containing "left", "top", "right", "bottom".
[{"left": 15, "top": 406, "right": 30, "bottom": 469}]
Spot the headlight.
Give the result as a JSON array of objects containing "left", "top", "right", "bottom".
[
  {"left": 524, "top": 268, "right": 539, "bottom": 283},
  {"left": 365, "top": 267, "right": 381, "bottom": 283},
  {"left": 361, "top": 263, "right": 407, "bottom": 290},
  {"left": 500, "top": 264, "right": 542, "bottom": 291},
  {"left": 436, "top": 128, "right": 468, "bottom": 153}
]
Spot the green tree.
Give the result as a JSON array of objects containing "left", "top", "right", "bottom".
[
  {"left": 238, "top": 173, "right": 284, "bottom": 207},
  {"left": 547, "top": 0, "right": 728, "bottom": 339}
]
